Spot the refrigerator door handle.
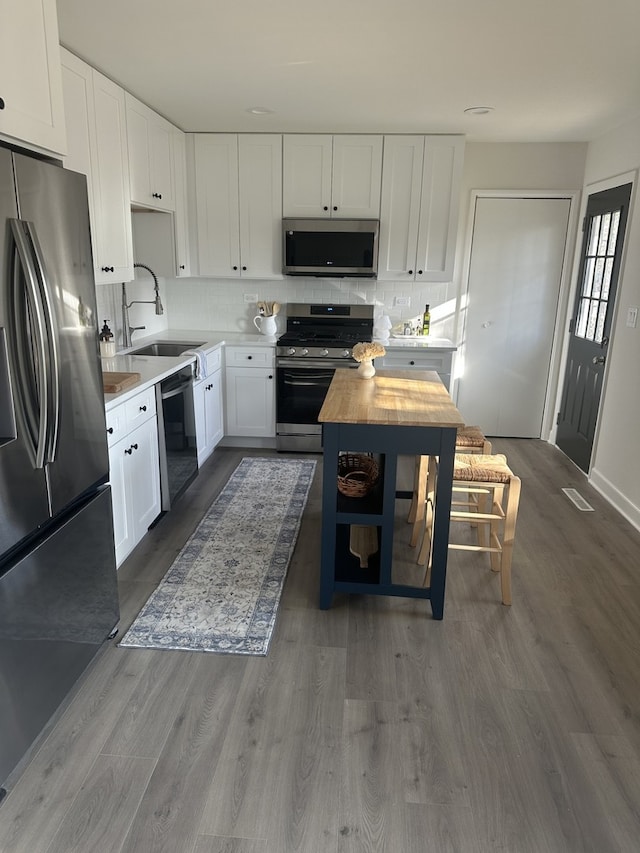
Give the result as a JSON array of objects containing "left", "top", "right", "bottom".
[{"left": 9, "top": 219, "right": 60, "bottom": 468}]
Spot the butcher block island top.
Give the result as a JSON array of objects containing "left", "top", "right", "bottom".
[{"left": 318, "top": 368, "right": 464, "bottom": 428}]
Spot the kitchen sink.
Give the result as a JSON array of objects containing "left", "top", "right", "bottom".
[{"left": 129, "top": 341, "right": 205, "bottom": 357}]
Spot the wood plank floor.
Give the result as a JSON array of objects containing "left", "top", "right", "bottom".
[{"left": 2, "top": 439, "right": 640, "bottom": 852}]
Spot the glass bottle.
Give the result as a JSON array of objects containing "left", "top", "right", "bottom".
[{"left": 422, "top": 304, "right": 431, "bottom": 336}]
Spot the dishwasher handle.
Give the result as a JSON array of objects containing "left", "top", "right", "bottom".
[{"left": 160, "top": 376, "right": 193, "bottom": 400}]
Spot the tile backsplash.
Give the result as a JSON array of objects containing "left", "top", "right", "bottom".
[{"left": 96, "top": 275, "right": 456, "bottom": 345}]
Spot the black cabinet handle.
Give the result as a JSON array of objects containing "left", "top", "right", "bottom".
[
  {"left": 242, "top": 266, "right": 247, "bottom": 271},
  {"left": 132, "top": 443, "right": 138, "bottom": 451},
  {"left": 179, "top": 264, "right": 185, "bottom": 270},
  {"left": 233, "top": 265, "right": 238, "bottom": 271},
  {"left": 140, "top": 405, "right": 147, "bottom": 412},
  {"left": 410, "top": 360, "right": 415, "bottom": 366},
  {"left": 417, "top": 270, "right": 423, "bottom": 275},
  {"left": 0, "top": 97, "right": 5, "bottom": 110},
  {"left": 408, "top": 270, "right": 413, "bottom": 275},
  {"left": 101, "top": 266, "right": 114, "bottom": 273},
  {"left": 107, "top": 427, "right": 114, "bottom": 434},
  {"left": 268, "top": 374, "right": 273, "bottom": 380},
  {"left": 323, "top": 206, "right": 328, "bottom": 211},
  {"left": 125, "top": 447, "right": 132, "bottom": 455},
  {"left": 152, "top": 192, "right": 162, "bottom": 199},
  {"left": 206, "top": 383, "right": 213, "bottom": 390},
  {"left": 333, "top": 206, "right": 338, "bottom": 211}
]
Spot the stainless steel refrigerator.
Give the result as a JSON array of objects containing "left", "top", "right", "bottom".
[{"left": 0, "top": 147, "right": 119, "bottom": 789}]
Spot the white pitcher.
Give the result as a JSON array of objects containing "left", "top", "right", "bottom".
[{"left": 253, "top": 314, "right": 277, "bottom": 336}]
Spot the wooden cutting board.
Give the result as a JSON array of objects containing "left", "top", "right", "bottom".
[{"left": 102, "top": 371, "right": 141, "bottom": 393}]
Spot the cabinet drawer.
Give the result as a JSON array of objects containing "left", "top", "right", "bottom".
[
  {"left": 105, "top": 406, "right": 127, "bottom": 447},
  {"left": 378, "top": 352, "right": 452, "bottom": 373},
  {"left": 225, "top": 346, "right": 275, "bottom": 368},
  {"left": 124, "top": 387, "right": 157, "bottom": 427},
  {"left": 204, "top": 348, "right": 222, "bottom": 375}
]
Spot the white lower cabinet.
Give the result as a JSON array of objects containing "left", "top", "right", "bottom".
[
  {"left": 225, "top": 346, "right": 275, "bottom": 438},
  {"left": 376, "top": 349, "right": 454, "bottom": 390},
  {"left": 193, "top": 367, "right": 224, "bottom": 465},
  {"left": 106, "top": 388, "right": 161, "bottom": 567}
]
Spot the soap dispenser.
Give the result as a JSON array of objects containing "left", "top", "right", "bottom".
[{"left": 99, "top": 321, "right": 116, "bottom": 358}]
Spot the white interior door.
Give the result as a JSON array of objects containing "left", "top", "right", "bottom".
[{"left": 457, "top": 195, "right": 572, "bottom": 437}]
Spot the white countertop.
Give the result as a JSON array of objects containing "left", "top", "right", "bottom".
[
  {"left": 103, "top": 328, "right": 277, "bottom": 409},
  {"left": 375, "top": 336, "right": 457, "bottom": 351}
]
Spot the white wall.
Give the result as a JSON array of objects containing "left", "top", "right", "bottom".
[{"left": 579, "top": 116, "right": 640, "bottom": 528}]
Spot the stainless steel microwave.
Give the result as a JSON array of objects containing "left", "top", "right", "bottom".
[{"left": 282, "top": 218, "right": 379, "bottom": 278}]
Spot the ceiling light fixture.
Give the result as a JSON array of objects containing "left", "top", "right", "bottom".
[
  {"left": 246, "top": 106, "right": 274, "bottom": 116},
  {"left": 464, "top": 106, "right": 494, "bottom": 116}
]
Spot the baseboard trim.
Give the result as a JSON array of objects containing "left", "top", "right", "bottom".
[{"left": 589, "top": 466, "right": 640, "bottom": 533}]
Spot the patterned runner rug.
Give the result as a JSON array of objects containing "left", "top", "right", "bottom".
[{"left": 119, "top": 457, "right": 316, "bottom": 655}]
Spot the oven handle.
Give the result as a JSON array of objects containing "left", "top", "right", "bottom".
[{"left": 276, "top": 358, "right": 357, "bottom": 369}]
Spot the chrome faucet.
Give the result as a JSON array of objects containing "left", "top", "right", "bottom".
[{"left": 121, "top": 263, "right": 164, "bottom": 348}]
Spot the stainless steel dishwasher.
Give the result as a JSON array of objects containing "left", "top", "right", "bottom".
[{"left": 156, "top": 367, "right": 198, "bottom": 510}]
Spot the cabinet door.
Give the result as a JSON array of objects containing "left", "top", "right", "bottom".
[
  {"left": 0, "top": 0, "right": 66, "bottom": 155},
  {"left": 377, "top": 135, "right": 425, "bottom": 281},
  {"left": 108, "top": 435, "right": 134, "bottom": 567},
  {"left": 283, "top": 134, "right": 332, "bottom": 218},
  {"left": 194, "top": 133, "right": 241, "bottom": 277},
  {"left": 225, "top": 367, "right": 275, "bottom": 437},
  {"left": 60, "top": 50, "right": 96, "bottom": 230},
  {"left": 126, "top": 94, "right": 175, "bottom": 211},
  {"left": 238, "top": 134, "right": 282, "bottom": 279},
  {"left": 172, "top": 129, "right": 191, "bottom": 275},
  {"left": 126, "top": 416, "right": 161, "bottom": 541},
  {"left": 331, "top": 135, "right": 382, "bottom": 218},
  {"left": 194, "top": 375, "right": 222, "bottom": 465},
  {"left": 415, "top": 135, "right": 464, "bottom": 282},
  {"left": 90, "top": 70, "right": 134, "bottom": 284}
]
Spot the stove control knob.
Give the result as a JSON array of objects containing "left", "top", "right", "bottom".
[
  {"left": 319, "top": 348, "right": 329, "bottom": 357},
  {"left": 342, "top": 349, "right": 351, "bottom": 358},
  {"left": 287, "top": 347, "right": 296, "bottom": 356},
  {"left": 301, "top": 348, "right": 309, "bottom": 356}
]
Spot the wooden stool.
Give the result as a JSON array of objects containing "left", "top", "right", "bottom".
[
  {"left": 418, "top": 453, "right": 521, "bottom": 605},
  {"left": 406, "top": 426, "right": 490, "bottom": 533}
]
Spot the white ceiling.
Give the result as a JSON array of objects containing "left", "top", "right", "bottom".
[{"left": 57, "top": 0, "right": 640, "bottom": 142}]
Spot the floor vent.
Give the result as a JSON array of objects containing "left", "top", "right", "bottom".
[{"left": 562, "top": 487, "right": 595, "bottom": 512}]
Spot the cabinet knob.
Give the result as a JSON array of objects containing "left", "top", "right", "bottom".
[
  {"left": 408, "top": 270, "right": 413, "bottom": 275},
  {"left": 132, "top": 443, "right": 138, "bottom": 450},
  {"left": 323, "top": 206, "right": 329, "bottom": 211},
  {"left": 140, "top": 405, "right": 147, "bottom": 412},
  {"left": 247, "top": 355, "right": 252, "bottom": 360},
  {"left": 101, "top": 266, "right": 115, "bottom": 273},
  {"left": 179, "top": 264, "right": 185, "bottom": 270},
  {"left": 417, "top": 270, "right": 423, "bottom": 275},
  {"left": 410, "top": 360, "right": 415, "bottom": 365},
  {"left": 152, "top": 192, "right": 162, "bottom": 199},
  {"left": 233, "top": 265, "right": 238, "bottom": 271},
  {"left": 107, "top": 427, "right": 114, "bottom": 434},
  {"left": 242, "top": 266, "right": 247, "bottom": 271},
  {"left": 0, "top": 97, "right": 5, "bottom": 110},
  {"left": 268, "top": 374, "right": 273, "bottom": 380},
  {"left": 125, "top": 446, "right": 133, "bottom": 455},
  {"left": 333, "top": 206, "right": 338, "bottom": 211}
]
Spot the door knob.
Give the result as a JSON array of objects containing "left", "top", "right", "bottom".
[{"left": 592, "top": 355, "right": 606, "bottom": 365}]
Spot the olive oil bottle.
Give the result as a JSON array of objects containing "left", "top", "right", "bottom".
[{"left": 421, "top": 304, "right": 431, "bottom": 336}]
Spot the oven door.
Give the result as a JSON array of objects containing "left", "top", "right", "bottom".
[{"left": 276, "top": 357, "right": 356, "bottom": 452}]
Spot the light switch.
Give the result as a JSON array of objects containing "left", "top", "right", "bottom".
[{"left": 626, "top": 306, "right": 638, "bottom": 328}]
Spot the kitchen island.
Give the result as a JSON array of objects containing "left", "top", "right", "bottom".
[{"left": 318, "top": 368, "right": 464, "bottom": 619}]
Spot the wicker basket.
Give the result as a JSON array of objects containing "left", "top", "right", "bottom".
[{"left": 337, "top": 453, "right": 379, "bottom": 498}]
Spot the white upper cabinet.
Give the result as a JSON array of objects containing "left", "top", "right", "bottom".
[
  {"left": 378, "top": 135, "right": 464, "bottom": 282},
  {"left": 194, "top": 133, "right": 282, "bottom": 279},
  {"left": 0, "top": 0, "right": 66, "bottom": 155},
  {"left": 283, "top": 134, "right": 382, "bottom": 219},
  {"left": 126, "top": 93, "right": 175, "bottom": 211},
  {"left": 61, "top": 50, "right": 133, "bottom": 285},
  {"left": 172, "top": 129, "right": 191, "bottom": 276}
]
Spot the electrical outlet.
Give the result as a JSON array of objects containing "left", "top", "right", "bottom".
[
  {"left": 243, "top": 293, "right": 258, "bottom": 303},
  {"left": 395, "top": 296, "right": 411, "bottom": 307},
  {"left": 626, "top": 306, "right": 638, "bottom": 328}
]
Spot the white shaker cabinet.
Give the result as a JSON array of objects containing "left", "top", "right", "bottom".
[
  {"left": 225, "top": 346, "right": 275, "bottom": 438},
  {"left": 172, "top": 129, "right": 191, "bottom": 276},
  {"left": 126, "top": 93, "right": 175, "bottom": 211},
  {"left": 60, "top": 51, "right": 134, "bottom": 285},
  {"left": 193, "top": 349, "right": 224, "bottom": 465},
  {"left": 378, "top": 135, "right": 464, "bottom": 282},
  {"left": 194, "top": 133, "right": 282, "bottom": 279},
  {"left": 283, "top": 134, "right": 382, "bottom": 219},
  {"left": 106, "top": 387, "right": 161, "bottom": 567},
  {"left": 0, "top": 0, "right": 66, "bottom": 155},
  {"left": 376, "top": 347, "right": 454, "bottom": 390}
]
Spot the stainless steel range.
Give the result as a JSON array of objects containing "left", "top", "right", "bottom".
[{"left": 276, "top": 303, "right": 374, "bottom": 452}]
